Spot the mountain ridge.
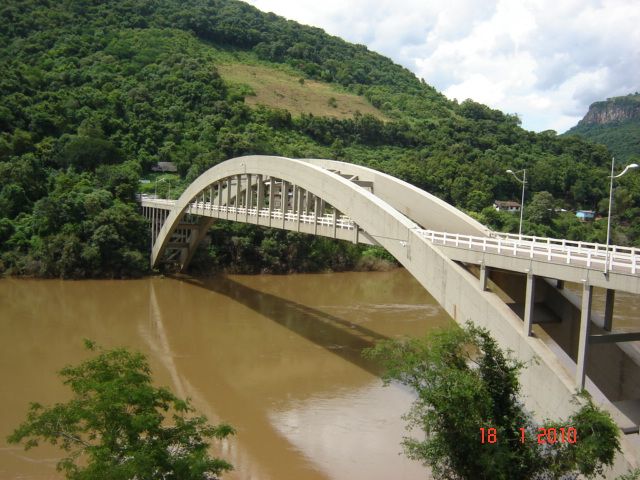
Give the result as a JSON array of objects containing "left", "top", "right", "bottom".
[
  {"left": 1, "top": 0, "right": 639, "bottom": 278},
  {"left": 565, "top": 93, "right": 640, "bottom": 162}
]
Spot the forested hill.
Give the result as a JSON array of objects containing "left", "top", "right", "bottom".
[
  {"left": 2, "top": 0, "right": 639, "bottom": 279},
  {"left": 565, "top": 93, "right": 640, "bottom": 163}
]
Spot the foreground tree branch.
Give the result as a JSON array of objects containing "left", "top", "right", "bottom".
[
  {"left": 365, "top": 322, "right": 620, "bottom": 480},
  {"left": 8, "top": 340, "right": 234, "bottom": 480}
]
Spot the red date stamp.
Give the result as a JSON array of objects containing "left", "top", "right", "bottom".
[{"left": 480, "top": 427, "right": 577, "bottom": 444}]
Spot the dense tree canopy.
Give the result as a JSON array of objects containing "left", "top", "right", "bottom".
[
  {"left": 8, "top": 341, "right": 235, "bottom": 480},
  {"left": 1, "top": 0, "right": 638, "bottom": 277},
  {"left": 365, "top": 323, "right": 621, "bottom": 480}
]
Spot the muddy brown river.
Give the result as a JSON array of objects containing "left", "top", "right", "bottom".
[{"left": 0, "top": 270, "right": 454, "bottom": 480}]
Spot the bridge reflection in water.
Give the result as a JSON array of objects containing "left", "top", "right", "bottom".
[{"left": 141, "top": 155, "right": 640, "bottom": 472}]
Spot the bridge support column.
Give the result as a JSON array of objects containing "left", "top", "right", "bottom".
[
  {"left": 281, "top": 181, "right": 288, "bottom": 228},
  {"left": 225, "top": 179, "right": 231, "bottom": 219},
  {"left": 245, "top": 174, "right": 251, "bottom": 222},
  {"left": 576, "top": 282, "right": 593, "bottom": 389},
  {"left": 256, "top": 175, "right": 264, "bottom": 224},
  {"left": 291, "top": 185, "right": 297, "bottom": 215},
  {"left": 268, "top": 179, "right": 274, "bottom": 227},
  {"left": 313, "top": 196, "right": 319, "bottom": 235},
  {"left": 296, "top": 187, "right": 302, "bottom": 232},
  {"left": 332, "top": 209, "right": 337, "bottom": 238},
  {"left": 152, "top": 207, "right": 157, "bottom": 245},
  {"left": 179, "top": 217, "right": 214, "bottom": 273},
  {"left": 235, "top": 175, "right": 241, "bottom": 221},
  {"left": 479, "top": 264, "right": 489, "bottom": 291},
  {"left": 604, "top": 289, "right": 615, "bottom": 332},
  {"left": 524, "top": 272, "right": 535, "bottom": 336}
]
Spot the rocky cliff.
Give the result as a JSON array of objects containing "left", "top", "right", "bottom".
[
  {"left": 578, "top": 93, "right": 640, "bottom": 126},
  {"left": 565, "top": 93, "right": 640, "bottom": 162}
]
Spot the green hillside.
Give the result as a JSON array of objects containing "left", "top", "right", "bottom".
[
  {"left": 1, "top": 0, "right": 639, "bottom": 278},
  {"left": 565, "top": 94, "right": 640, "bottom": 163}
]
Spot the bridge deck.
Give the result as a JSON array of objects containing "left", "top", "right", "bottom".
[{"left": 142, "top": 196, "right": 640, "bottom": 294}]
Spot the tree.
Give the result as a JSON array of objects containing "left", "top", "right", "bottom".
[
  {"left": 526, "top": 191, "right": 557, "bottom": 226},
  {"left": 8, "top": 341, "right": 234, "bottom": 480},
  {"left": 365, "top": 323, "right": 620, "bottom": 480}
]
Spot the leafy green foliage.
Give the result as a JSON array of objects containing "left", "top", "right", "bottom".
[
  {"left": 1, "top": 0, "right": 639, "bottom": 278},
  {"left": 8, "top": 341, "right": 234, "bottom": 480},
  {"left": 189, "top": 220, "right": 367, "bottom": 274},
  {"left": 365, "top": 323, "right": 621, "bottom": 480}
]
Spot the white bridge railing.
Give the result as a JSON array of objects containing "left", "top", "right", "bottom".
[
  {"left": 143, "top": 198, "right": 639, "bottom": 275},
  {"left": 419, "top": 230, "right": 639, "bottom": 275},
  {"left": 490, "top": 231, "right": 639, "bottom": 257},
  {"left": 186, "top": 201, "right": 356, "bottom": 230}
]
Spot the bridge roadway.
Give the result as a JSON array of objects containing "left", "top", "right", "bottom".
[
  {"left": 141, "top": 155, "right": 640, "bottom": 473},
  {"left": 144, "top": 197, "right": 640, "bottom": 293}
]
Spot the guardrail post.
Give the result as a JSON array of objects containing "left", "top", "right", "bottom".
[
  {"left": 576, "top": 282, "right": 593, "bottom": 390},
  {"left": 524, "top": 272, "right": 535, "bottom": 336}
]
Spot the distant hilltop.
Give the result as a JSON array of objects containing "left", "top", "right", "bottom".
[
  {"left": 565, "top": 93, "right": 640, "bottom": 162},
  {"left": 578, "top": 93, "right": 640, "bottom": 126}
]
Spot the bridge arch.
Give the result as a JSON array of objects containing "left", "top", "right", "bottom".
[
  {"left": 142, "top": 155, "right": 640, "bottom": 473},
  {"left": 153, "top": 155, "right": 417, "bottom": 271}
]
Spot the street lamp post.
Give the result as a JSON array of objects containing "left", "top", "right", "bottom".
[
  {"left": 506, "top": 168, "right": 527, "bottom": 237},
  {"left": 604, "top": 157, "right": 638, "bottom": 274}
]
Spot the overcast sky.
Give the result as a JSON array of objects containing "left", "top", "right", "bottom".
[{"left": 243, "top": 0, "right": 639, "bottom": 133}]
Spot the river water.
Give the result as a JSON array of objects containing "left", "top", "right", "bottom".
[{"left": 0, "top": 270, "right": 451, "bottom": 480}]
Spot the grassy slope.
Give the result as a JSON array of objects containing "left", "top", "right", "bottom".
[{"left": 217, "top": 63, "right": 388, "bottom": 120}]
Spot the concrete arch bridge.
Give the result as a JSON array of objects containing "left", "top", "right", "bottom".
[{"left": 141, "top": 155, "right": 640, "bottom": 472}]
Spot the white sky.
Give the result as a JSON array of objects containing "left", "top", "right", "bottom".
[{"left": 243, "top": 0, "right": 640, "bottom": 133}]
